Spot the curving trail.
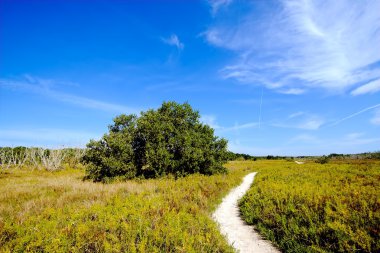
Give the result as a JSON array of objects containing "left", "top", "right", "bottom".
[{"left": 212, "top": 172, "right": 280, "bottom": 253}]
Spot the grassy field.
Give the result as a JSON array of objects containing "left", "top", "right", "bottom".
[
  {"left": 237, "top": 160, "right": 380, "bottom": 253},
  {"left": 1, "top": 160, "right": 379, "bottom": 252},
  {"left": 0, "top": 165, "right": 253, "bottom": 252}
]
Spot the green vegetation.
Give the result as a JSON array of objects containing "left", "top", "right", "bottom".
[
  {"left": 83, "top": 102, "right": 228, "bottom": 182},
  {"left": 237, "top": 160, "right": 380, "bottom": 253},
  {"left": 225, "top": 151, "right": 256, "bottom": 161},
  {"left": 315, "top": 155, "right": 330, "bottom": 164},
  {"left": 2, "top": 147, "right": 379, "bottom": 252},
  {"left": 0, "top": 164, "right": 252, "bottom": 252}
]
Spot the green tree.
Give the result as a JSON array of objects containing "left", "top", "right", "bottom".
[
  {"left": 83, "top": 114, "right": 137, "bottom": 182},
  {"left": 83, "top": 102, "right": 228, "bottom": 182}
]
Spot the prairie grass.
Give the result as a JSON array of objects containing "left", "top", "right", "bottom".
[
  {"left": 237, "top": 160, "right": 380, "bottom": 253},
  {"left": 0, "top": 165, "right": 252, "bottom": 252}
]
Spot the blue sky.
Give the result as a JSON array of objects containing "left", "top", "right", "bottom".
[{"left": 1, "top": 0, "right": 379, "bottom": 156}]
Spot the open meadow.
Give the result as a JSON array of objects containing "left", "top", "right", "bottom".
[
  {"left": 0, "top": 164, "right": 252, "bottom": 252},
  {"left": 1, "top": 158, "right": 379, "bottom": 252},
  {"left": 238, "top": 159, "right": 380, "bottom": 253}
]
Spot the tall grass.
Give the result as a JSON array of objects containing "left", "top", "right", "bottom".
[
  {"left": 237, "top": 160, "right": 380, "bottom": 253},
  {"left": 0, "top": 165, "right": 252, "bottom": 252}
]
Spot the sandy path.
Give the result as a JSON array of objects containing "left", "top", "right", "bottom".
[{"left": 212, "top": 172, "right": 280, "bottom": 253}]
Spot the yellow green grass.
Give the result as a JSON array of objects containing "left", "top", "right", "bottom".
[
  {"left": 238, "top": 160, "right": 380, "bottom": 253},
  {"left": 0, "top": 166, "right": 252, "bottom": 252},
  {"left": 2, "top": 160, "right": 379, "bottom": 252}
]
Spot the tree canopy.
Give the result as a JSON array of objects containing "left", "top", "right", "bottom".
[{"left": 83, "top": 102, "right": 228, "bottom": 182}]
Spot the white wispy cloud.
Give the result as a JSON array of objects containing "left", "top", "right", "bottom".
[
  {"left": 351, "top": 79, "right": 380, "bottom": 96},
  {"left": 200, "top": 115, "right": 259, "bottom": 132},
  {"left": 228, "top": 140, "right": 283, "bottom": 156},
  {"left": 285, "top": 132, "right": 380, "bottom": 155},
  {"left": 289, "top": 134, "right": 320, "bottom": 143},
  {"left": 338, "top": 132, "right": 380, "bottom": 146},
  {"left": 209, "top": 0, "right": 233, "bottom": 15},
  {"left": 221, "top": 122, "right": 259, "bottom": 132},
  {"left": 298, "top": 118, "right": 324, "bottom": 130},
  {"left": 0, "top": 76, "right": 138, "bottom": 114},
  {"left": 345, "top": 132, "right": 365, "bottom": 140},
  {"left": 201, "top": 115, "right": 221, "bottom": 129},
  {"left": 205, "top": 0, "right": 380, "bottom": 94},
  {"left": 330, "top": 103, "right": 380, "bottom": 126},
  {"left": 162, "top": 34, "right": 184, "bottom": 50},
  {"left": 278, "top": 88, "right": 306, "bottom": 95},
  {"left": 228, "top": 131, "right": 380, "bottom": 156},
  {"left": 274, "top": 112, "right": 324, "bottom": 130},
  {"left": 288, "top": 111, "right": 304, "bottom": 119}
]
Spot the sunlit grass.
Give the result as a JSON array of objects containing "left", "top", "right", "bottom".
[
  {"left": 2, "top": 159, "right": 378, "bottom": 252},
  {"left": 0, "top": 165, "right": 252, "bottom": 252},
  {"left": 237, "top": 159, "right": 380, "bottom": 253}
]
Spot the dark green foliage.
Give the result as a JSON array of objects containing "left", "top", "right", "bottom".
[
  {"left": 82, "top": 115, "right": 137, "bottom": 181},
  {"left": 83, "top": 102, "right": 228, "bottom": 181},
  {"left": 316, "top": 155, "right": 330, "bottom": 164},
  {"left": 226, "top": 151, "right": 255, "bottom": 161},
  {"left": 0, "top": 146, "right": 26, "bottom": 164},
  {"left": 328, "top": 153, "right": 344, "bottom": 159}
]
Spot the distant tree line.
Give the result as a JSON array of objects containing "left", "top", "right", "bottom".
[
  {"left": 327, "top": 152, "right": 380, "bottom": 160},
  {"left": 226, "top": 152, "right": 294, "bottom": 161},
  {"left": 226, "top": 151, "right": 380, "bottom": 162}
]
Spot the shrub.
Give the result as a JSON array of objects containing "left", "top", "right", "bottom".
[
  {"left": 236, "top": 156, "right": 245, "bottom": 161},
  {"left": 316, "top": 155, "right": 330, "bottom": 164},
  {"left": 83, "top": 114, "right": 137, "bottom": 181},
  {"left": 83, "top": 102, "right": 228, "bottom": 182}
]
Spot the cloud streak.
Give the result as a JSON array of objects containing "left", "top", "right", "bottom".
[
  {"left": 221, "top": 122, "right": 259, "bottom": 132},
  {"left": 273, "top": 112, "right": 324, "bottom": 130},
  {"left": 201, "top": 115, "right": 222, "bottom": 129},
  {"left": 285, "top": 132, "right": 380, "bottom": 155},
  {"left": 205, "top": 0, "right": 380, "bottom": 94},
  {"left": 162, "top": 34, "right": 184, "bottom": 50},
  {"left": 330, "top": 103, "right": 380, "bottom": 126},
  {"left": 0, "top": 76, "right": 138, "bottom": 114},
  {"left": 351, "top": 79, "right": 380, "bottom": 96},
  {"left": 201, "top": 115, "right": 259, "bottom": 133},
  {"left": 209, "top": 0, "right": 233, "bottom": 15}
]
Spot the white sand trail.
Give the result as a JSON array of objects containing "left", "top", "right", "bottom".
[{"left": 212, "top": 172, "right": 280, "bottom": 253}]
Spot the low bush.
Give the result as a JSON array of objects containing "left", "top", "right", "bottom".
[{"left": 315, "top": 155, "right": 330, "bottom": 164}]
